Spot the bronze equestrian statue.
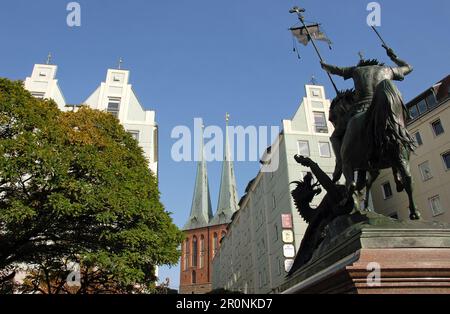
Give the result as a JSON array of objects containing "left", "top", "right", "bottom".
[{"left": 322, "top": 45, "right": 420, "bottom": 220}]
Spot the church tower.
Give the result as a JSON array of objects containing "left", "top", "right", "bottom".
[
  {"left": 179, "top": 115, "right": 238, "bottom": 294},
  {"left": 210, "top": 113, "right": 239, "bottom": 225}
]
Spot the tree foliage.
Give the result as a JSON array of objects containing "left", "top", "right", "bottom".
[{"left": 0, "top": 78, "right": 183, "bottom": 293}]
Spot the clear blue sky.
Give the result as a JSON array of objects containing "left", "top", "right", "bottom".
[{"left": 1, "top": 0, "right": 449, "bottom": 290}]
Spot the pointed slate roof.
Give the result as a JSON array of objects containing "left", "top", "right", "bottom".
[
  {"left": 210, "top": 114, "right": 239, "bottom": 226},
  {"left": 183, "top": 125, "right": 213, "bottom": 231}
]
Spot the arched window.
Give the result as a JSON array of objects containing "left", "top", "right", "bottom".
[
  {"left": 192, "top": 270, "right": 197, "bottom": 284},
  {"left": 192, "top": 236, "right": 198, "bottom": 267},
  {"left": 213, "top": 232, "right": 218, "bottom": 257},
  {"left": 199, "top": 235, "right": 205, "bottom": 268},
  {"left": 185, "top": 238, "right": 190, "bottom": 270}
]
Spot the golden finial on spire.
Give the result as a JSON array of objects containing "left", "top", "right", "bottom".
[{"left": 225, "top": 112, "right": 230, "bottom": 124}]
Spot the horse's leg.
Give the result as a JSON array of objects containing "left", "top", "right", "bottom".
[
  {"left": 392, "top": 167, "right": 404, "bottom": 192},
  {"left": 355, "top": 171, "right": 367, "bottom": 192},
  {"left": 352, "top": 171, "right": 367, "bottom": 211},
  {"left": 396, "top": 158, "right": 421, "bottom": 220},
  {"left": 343, "top": 163, "right": 356, "bottom": 198},
  {"left": 330, "top": 134, "right": 343, "bottom": 183},
  {"left": 364, "top": 170, "right": 380, "bottom": 210}
]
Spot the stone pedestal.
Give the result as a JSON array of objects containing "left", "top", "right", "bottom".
[{"left": 279, "top": 212, "right": 450, "bottom": 294}]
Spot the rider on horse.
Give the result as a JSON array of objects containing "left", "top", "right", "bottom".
[{"left": 321, "top": 45, "right": 413, "bottom": 183}]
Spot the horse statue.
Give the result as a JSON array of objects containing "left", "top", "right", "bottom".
[
  {"left": 320, "top": 44, "right": 420, "bottom": 220},
  {"left": 329, "top": 81, "right": 420, "bottom": 220}
]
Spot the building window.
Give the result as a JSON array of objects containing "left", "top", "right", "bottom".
[
  {"left": 442, "top": 152, "right": 450, "bottom": 170},
  {"left": 297, "top": 140, "right": 310, "bottom": 156},
  {"left": 107, "top": 99, "right": 121, "bottom": 118},
  {"left": 310, "top": 88, "right": 322, "bottom": 98},
  {"left": 418, "top": 161, "right": 433, "bottom": 181},
  {"left": 429, "top": 195, "right": 445, "bottom": 216},
  {"left": 319, "top": 142, "right": 331, "bottom": 158},
  {"left": 417, "top": 99, "right": 427, "bottom": 115},
  {"left": 31, "top": 92, "right": 45, "bottom": 99},
  {"left": 213, "top": 233, "right": 218, "bottom": 257},
  {"left": 426, "top": 93, "right": 437, "bottom": 109},
  {"left": 413, "top": 131, "right": 423, "bottom": 146},
  {"left": 382, "top": 182, "right": 393, "bottom": 200},
  {"left": 185, "top": 238, "right": 190, "bottom": 270},
  {"left": 272, "top": 194, "right": 276, "bottom": 209},
  {"left": 128, "top": 130, "right": 140, "bottom": 141},
  {"left": 221, "top": 231, "right": 226, "bottom": 240},
  {"left": 431, "top": 119, "right": 444, "bottom": 136},
  {"left": 192, "top": 270, "right": 197, "bottom": 284},
  {"left": 313, "top": 112, "right": 328, "bottom": 133},
  {"left": 274, "top": 224, "right": 278, "bottom": 241},
  {"left": 311, "top": 100, "right": 324, "bottom": 109},
  {"left": 409, "top": 105, "right": 419, "bottom": 119},
  {"left": 192, "top": 236, "right": 198, "bottom": 267},
  {"left": 199, "top": 235, "right": 205, "bottom": 268}
]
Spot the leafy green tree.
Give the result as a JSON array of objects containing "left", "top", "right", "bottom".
[{"left": 0, "top": 78, "right": 183, "bottom": 293}]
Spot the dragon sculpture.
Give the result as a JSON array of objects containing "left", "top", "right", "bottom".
[{"left": 288, "top": 155, "right": 354, "bottom": 275}]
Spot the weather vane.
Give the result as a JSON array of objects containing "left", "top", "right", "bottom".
[
  {"left": 118, "top": 57, "right": 123, "bottom": 70},
  {"left": 46, "top": 52, "right": 52, "bottom": 65}
]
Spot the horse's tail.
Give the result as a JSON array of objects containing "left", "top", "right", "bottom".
[{"left": 366, "top": 79, "right": 415, "bottom": 161}]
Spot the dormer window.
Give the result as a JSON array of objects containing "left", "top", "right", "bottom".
[
  {"left": 113, "top": 76, "right": 120, "bottom": 82},
  {"left": 39, "top": 72, "right": 47, "bottom": 77}
]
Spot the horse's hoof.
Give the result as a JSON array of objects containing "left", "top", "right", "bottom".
[{"left": 409, "top": 211, "right": 421, "bottom": 220}]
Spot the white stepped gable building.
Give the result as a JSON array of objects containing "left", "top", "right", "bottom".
[
  {"left": 23, "top": 61, "right": 160, "bottom": 279},
  {"left": 24, "top": 63, "right": 67, "bottom": 111},
  {"left": 83, "top": 68, "right": 158, "bottom": 176},
  {"left": 24, "top": 63, "right": 158, "bottom": 177}
]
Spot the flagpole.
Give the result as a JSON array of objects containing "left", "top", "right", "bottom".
[{"left": 290, "top": 7, "right": 339, "bottom": 94}]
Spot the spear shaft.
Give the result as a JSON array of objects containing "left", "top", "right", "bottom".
[{"left": 371, "top": 25, "right": 388, "bottom": 47}]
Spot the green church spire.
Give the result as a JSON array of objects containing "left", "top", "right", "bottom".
[
  {"left": 210, "top": 113, "right": 239, "bottom": 226},
  {"left": 183, "top": 123, "right": 213, "bottom": 230}
]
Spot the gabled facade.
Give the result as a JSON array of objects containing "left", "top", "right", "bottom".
[
  {"left": 24, "top": 63, "right": 67, "bottom": 111},
  {"left": 23, "top": 60, "right": 160, "bottom": 281},
  {"left": 83, "top": 68, "right": 158, "bottom": 176}
]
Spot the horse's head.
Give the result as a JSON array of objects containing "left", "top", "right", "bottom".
[{"left": 329, "top": 89, "right": 355, "bottom": 127}]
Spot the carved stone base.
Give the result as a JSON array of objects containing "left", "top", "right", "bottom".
[{"left": 278, "top": 212, "right": 450, "bottom": 294}]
